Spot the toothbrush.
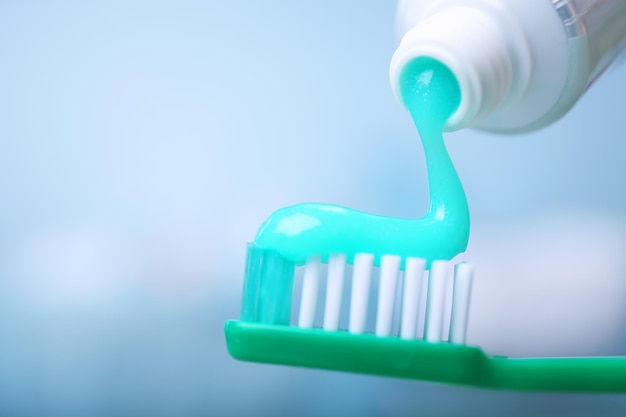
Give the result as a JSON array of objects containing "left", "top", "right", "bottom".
[
  {"left": 225, "top": 247, "right": 626, "bottom": 393},
  {"left": 225, "top": 57, "right": 626, "bottom": 393}
]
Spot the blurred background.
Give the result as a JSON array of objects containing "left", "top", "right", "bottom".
[{"left": 1, "top": 1, "right": 626, "bottom": 416}]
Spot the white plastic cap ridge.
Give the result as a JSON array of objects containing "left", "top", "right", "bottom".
[{"left": 389, "top": 2, "right": 531, "bottom": 131}]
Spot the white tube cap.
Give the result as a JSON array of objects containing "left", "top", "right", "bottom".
[{"left": 390, "top": 0, "right": 569, "bottom": 133}]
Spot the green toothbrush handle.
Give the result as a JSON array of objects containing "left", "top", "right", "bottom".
[{"left": 226, "top": 321, "right": 626, "bottom": 393}]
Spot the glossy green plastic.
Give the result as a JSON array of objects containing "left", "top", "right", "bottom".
[
  {"left": 225, "top": 321, "right": 626, "bottom": 393},
  {"left": 253, "top": 58, "right": 469, "bottom": 266}
]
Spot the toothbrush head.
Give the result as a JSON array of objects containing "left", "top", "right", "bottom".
[{"left": 227, "top": 243, "right": 483, "bottom": 384}]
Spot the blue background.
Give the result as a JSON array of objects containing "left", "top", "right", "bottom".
[{"left": 1, "top": 1, "right": 626, "bottom": 415}]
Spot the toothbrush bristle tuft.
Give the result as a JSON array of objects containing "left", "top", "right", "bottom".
[{"left": 285, "top": 251, "right": 474, "bottom": 344}]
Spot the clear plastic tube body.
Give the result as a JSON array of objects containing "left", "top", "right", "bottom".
[{"left": 555, "top": 0, "right": 626, "bottom": 88}]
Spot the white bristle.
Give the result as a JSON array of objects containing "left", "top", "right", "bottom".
[
  {"left": 323, "top": 254, "right": 346, "bottom": 331},
  {"left": 298, "top": 256, "right": 320, "bottom": 329},
  {"left": 449, "top": 262, "right": 474, "bottom": 344},
  {"left": 424, "top": 260, "right": 449, "bottom": 342},
  {"left": 415, "top": 275, "right": 429, "bottom": 339},
  {"left": 348, "top": 253, "right": 374, "bottom": 334},
  {"left": 400, "top": 257, "right": 426, "bottom": 339},
  {"left": 375, "top": 255, "right": 401, "bottom": 336}
]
